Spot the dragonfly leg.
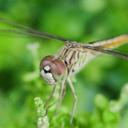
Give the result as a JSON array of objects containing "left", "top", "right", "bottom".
[
  {"left": 56, "top": 74, "right": 67, "bottom": 113},
  {"left": 44, "top": 83, "right": 57, "bottom": 115},
  {"left": 67, "top": 77, "right": 78, "bottom": 124}
]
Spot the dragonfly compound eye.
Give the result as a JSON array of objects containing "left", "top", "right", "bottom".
[{"left": 40, "top": 55, "right": 66, "bottom": 84}]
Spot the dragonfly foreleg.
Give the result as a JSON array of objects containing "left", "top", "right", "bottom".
[
  {"left": 56, "top": 74, "right": 68, "bottom": 111},
  {"left": 67, "top": 77, "right": 78, "bottom": 125},
  {"left": 44, "top": 83, "right": 57, "bottom": 115}
]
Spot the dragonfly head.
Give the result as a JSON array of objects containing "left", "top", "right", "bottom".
[{"left": 40, "top": 55, "right": 66, "bottom": 85}]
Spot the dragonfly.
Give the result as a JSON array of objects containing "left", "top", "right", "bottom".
[{"left": 0, "top": 18, "right": 128, "bottom": 124}]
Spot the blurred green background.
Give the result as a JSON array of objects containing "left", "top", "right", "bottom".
[{"left": 0, "top": 0, "right": 128, "bottom": 128}]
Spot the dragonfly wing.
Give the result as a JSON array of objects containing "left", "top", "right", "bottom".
[
  {"left": 0, "top": 18, "right": 70, "bottom": 42},
  {"left": 90, "top": 34, "right": 128, "bottom": 49},
  {"left": 0, "top": 18, "right": 128, "bottom": 60},
  {"left": 81, "top": 35, "right": 128, "bottom": 60},
  {"left": 82, "top": 45, "right": 128, "bottom": 60}
]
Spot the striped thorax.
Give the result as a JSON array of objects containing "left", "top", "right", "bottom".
[{"left": 57, "top": 42, "right": 97, "bottom": 75}]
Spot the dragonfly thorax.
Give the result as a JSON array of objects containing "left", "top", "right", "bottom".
[{"left": 40, "top": 55, "right": 66, "bottom": 85}]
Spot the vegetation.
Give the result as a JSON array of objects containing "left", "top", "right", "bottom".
[{"left": 0, "top": 0, "right": 128, "bottom": 127}]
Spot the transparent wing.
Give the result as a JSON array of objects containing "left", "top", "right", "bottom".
[
  {"left": 0, "top": 17, "right": 128, "bottom": 60},
  {"left": 82, "top": 35, "right": 128, "bottom": 60},
  {"left": 89, "top": 35, "right": 128, "bottom": 49},
  {"left": 82, "top": 45, "right": 128, "bottom": 60},
  {"left": 0, "top": 17, "right": 70, "bottom": 42}
]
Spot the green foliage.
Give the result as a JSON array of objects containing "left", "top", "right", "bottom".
[{"left": 0, "top": 0, "right": 128, "bottom": 128}]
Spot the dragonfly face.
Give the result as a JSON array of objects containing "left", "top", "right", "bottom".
[{"left": 40, "top": 55, "right": 66, "bottom": 85}]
